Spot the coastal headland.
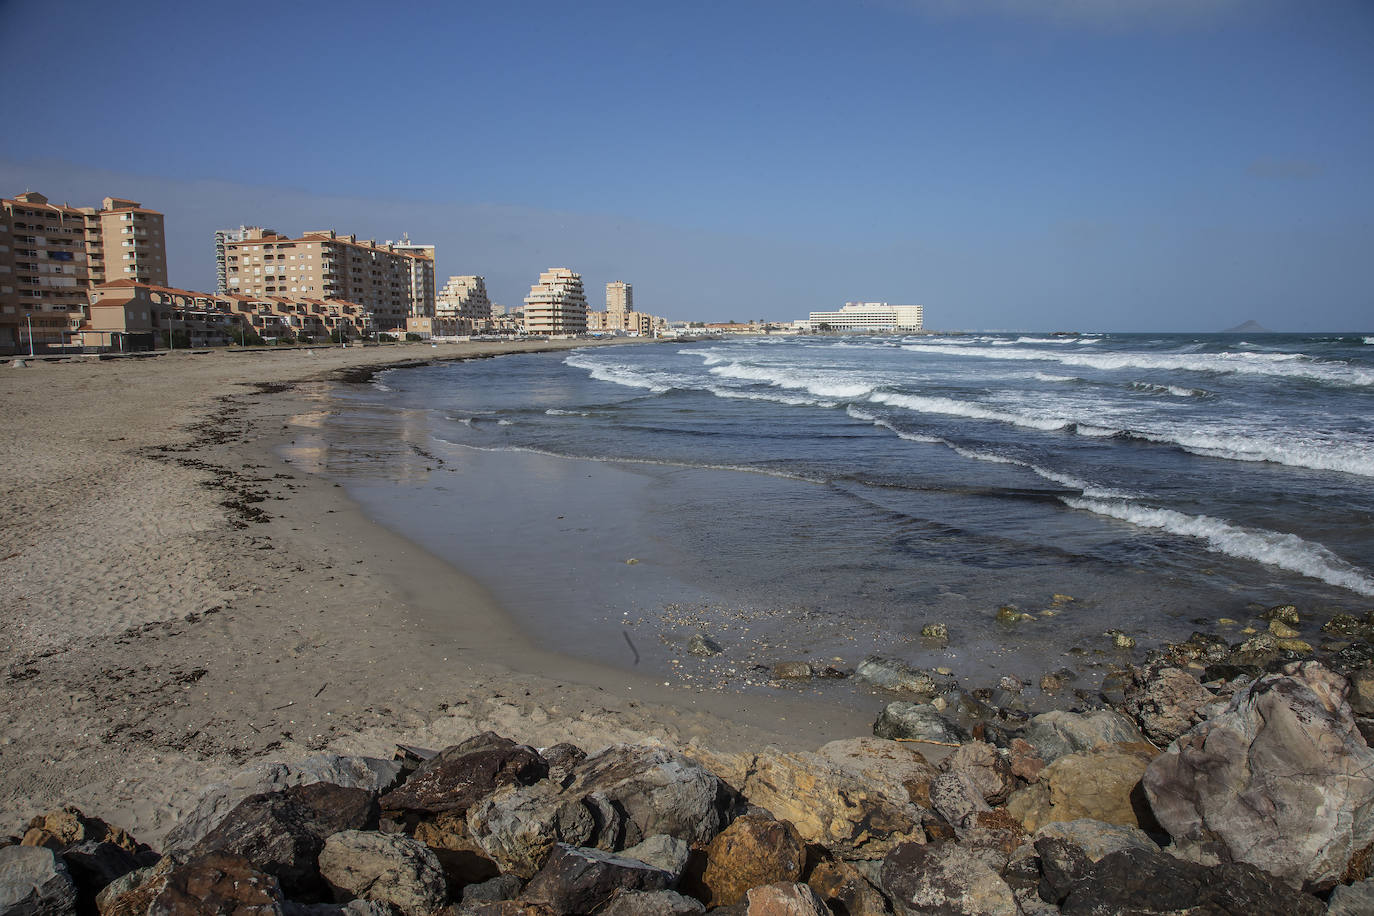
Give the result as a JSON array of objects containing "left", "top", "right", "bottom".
[{"left": 0, "top": 340, "right": 874, "bottom": 845}]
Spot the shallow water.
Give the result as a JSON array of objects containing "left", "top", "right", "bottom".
[{"left": 283, "top": 332, "right": 1374, "bottom": 697}]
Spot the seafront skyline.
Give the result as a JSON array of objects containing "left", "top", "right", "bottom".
[{"left": 2, "top": 0, "right": 1370, "bottom": 331}]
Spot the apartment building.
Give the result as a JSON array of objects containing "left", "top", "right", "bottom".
[
  {"left": 0, "top": 191, "right": 168, "bottom": 353},
  {"left": 221, "top": 228, "right": 434, "bottom": 331},
  {"left": 77, "top": 279, "right": 376, "bottom": 350},
  {"left": 523, "top": 267, "right": 587, "bottom": 336},
  {"left": 436, "top": 275, "right": 492, "bottom": 333},
  {"left": 215, "top": 226, "right": 276, "bottom": 293},
  {"left": 606, "top": 281, "right": 632, "bottom": 314},
  {"left": 390, "top": 235, "right": 436, "bottom": 317}
]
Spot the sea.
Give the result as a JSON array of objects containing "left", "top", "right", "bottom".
[{"left": 286, "top": 332, "right": 1374, "bottom": 697}]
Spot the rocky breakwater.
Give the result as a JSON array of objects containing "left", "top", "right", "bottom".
[{"left": 8, "top": 658, "right": 1374, "bottom": 914}]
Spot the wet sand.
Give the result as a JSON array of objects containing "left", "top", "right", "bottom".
[{"left": 0, "top": 341, "right": 873, "bottom": 845}]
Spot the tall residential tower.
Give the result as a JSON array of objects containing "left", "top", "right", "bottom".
[{"left": 523, "top": 268, "right": 587, "bottom": 336}]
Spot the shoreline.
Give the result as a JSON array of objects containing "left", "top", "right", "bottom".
[{"left": 0, "top": 341, "right": 871, "bottom": 845}]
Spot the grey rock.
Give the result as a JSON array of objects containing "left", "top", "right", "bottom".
[
  {"left": 1021, "top": 709, "right": 1146, "bottom": 763},
  {"left": 460, "top": 873, "right": 524, "bottom": 906},
  {"left": 856, "top": 657, "right": 941, "bottom": 696},
  {"left": 1328, "top": 879, "right": 1374, "bottom": 916},
  {"left": 318, "top": 830, "right": 447, "bottom": 916},
  {"left": 941, "top": 741, "right": 1015, "bottom": 805},
  {"left": 1123, "top": 665, "right": 1216, "bottom": 746},
  {"left": 928, "top": 772, "right": 990, "bottom": 837},
  {"left": 687, "top": 633, "right": 723, "bottom": 657},
  {"left": 880, "top": 841, "right": 1018, "bottom": 916},
  {"left": 599, "top": 889, "right": 705, "bottom": 916},
  {"left": 1144, "top": 661, "right": 1374, "bottom": 893},
  {"left": 0, "top": 846, "right": 78, "bottom": 916},
  {"left": 164, "top": 755, "right": 402, "bottom": 854},
  {"left": 620, "top": 835, "right": 691, "bottom": 880},
  {"left": 873, "top": 702, "right": 967, "bottom": 744},
  {"left": 771, "top": 662, "right": 814, "bottom": 680},
  {"left": 58, "top": 841, "right": 141, "bottom": 913},
  {"left": 520, "top": 844, "right": 672, "bottom": 915},
  {"left": 1032, "top": 819, "right": 1158, "bottom": 863},
  {"left": 190, "top": 782, "right": 379, "bottom": 898},
  {"left": 465, "top": 781, "right": 595, "bottom": 878}
]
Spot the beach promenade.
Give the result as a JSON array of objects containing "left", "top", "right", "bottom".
[{"left": 0, "top": 341, "right": 870, "bottom": 845}]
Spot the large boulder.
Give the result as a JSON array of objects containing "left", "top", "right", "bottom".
[
  {"left": 872, "top": 703, "right": 967, "bottom": 745},
  {"left": 692, "top": 747, "right": 925, "bottom": 859},
  {"left": 0, "top": 845, "right": 78, "bottom": 915},
  {"left": 879, "top": 841, "right": 1018, "bottom": 916},
  {"left": 1328, "top": 878, "right": 1374, "bottom": 916},
  {"left": 465, "top": 781, "right": 595, "bottom": 879},
  {"left": 805, "top": 856, "right": 891, "bottom": 916},
  {"left": 927, "top": 772, "right": 990, "bottom": 837},
  {"left": 1143, "top": 662, "right": 1374, "bottom": 892},
  {"left": 599, "top": 889, "right": 705, "bottom": 915},
  {"left": 744, "top": 882, "right": 830, "bottom": 916},
  {"left": 59, "top": 841, "right": 144, "bottom": 913},
  {"left": 1043, "top": 844, "right": 1324, "bottom": 915},
  {"left": 147, "top": 852, "right": 286, "bottom": 915},
  {"left": 1123, "top": 665, "right": 1217, "bottom": 746},
  {"left": 1020, "top": 709, "right": 1146, "bottom": 764},
  {"left": 163, "top": 755, "right": 402, "bottom": 854},
  {"left": 1005, "top": 744, "right": 1159, "bottom": 834},
  {"left": 519, "top": 844, "right": 672, "bottom": 915},
  {"left": 317, "top": 830, "right": 447, "bottom": 916},
  {"left": 691, "top": 815, "right": 804, "bottom": 908},
  {"left": 380, "top": 732, "right": 547, "bottom": 817},
  {"left": 190, "top": 782, "right": 379, "bottom": 899},
  {"left": 941, "top": 741, "right": 1015, "bottom": 805},
  {"left": 814, "top": 738, "right": 941, "bottom": 808},
  {"left": 21, "top": 808, "right": 149, "bottom": 860},
  {"left": 466, "top": 744, "right": 733, "bottom": 878},
  {"left": 1032, "top": 819, "right": 1159, "bottom": 862},
  {"left": 856, "top": 658, "right": 943, "bottom": 696}
]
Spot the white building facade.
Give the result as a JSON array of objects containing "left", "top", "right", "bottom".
[
  {"left": 523, "top": 267, "right": 587, "bottom": 336},
  {"left": 807, "top": 301, "right": 923, "bottom": 332}
]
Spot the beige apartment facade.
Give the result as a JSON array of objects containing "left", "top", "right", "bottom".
[
  {"left": 221, "top": 228, "right": 434, "bottom": 332},
  {"left": 0, "top": 191, "right": 168, "bottom": 353},
  {"left": 436, "top": 275, "right": 492, "bottom": 334},
  {"left": 606, "top": 280, "right": 632, "bottom": 314},
  {"left": 523, "top": 268, "right": 587, "bottom": 336}
]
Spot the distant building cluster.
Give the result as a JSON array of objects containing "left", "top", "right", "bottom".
[{"left": 1, "top": 187, "right": 927, "bottom": 355}]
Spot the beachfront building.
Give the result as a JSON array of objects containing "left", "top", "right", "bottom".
[
  {"left": 220, "top": 227, "right": 434, "bottom": 332},
  {"left": 215, "top": 226, "right": 276, "bottom": 293},
  {"left": 388, "top": 234, "right": 437, "bottom": 317},
  {"left": 523, "top": 267, "right": 587, "bottom": 336},
  {"left": 436, "top": 275, "right": 492, "bottom": 334},
  {"left": 606, "top": 281, "right": 632, "bottom": 314},
  {"left": 75, "top": 279, "right": 376, "bottom": 349},
  {"left": 806, "top": 302, "right": 924, "bottom": 332},
  {"left": 0, "top": 191, "right": 169, "bottom": 354}
]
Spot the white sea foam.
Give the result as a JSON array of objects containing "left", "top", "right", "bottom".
[
  {"left": 1063, "top": 497, "right": 1374, "bottom": 596},
  {"left": 870, "top": 391, "right": 1072, "bottom": 431},
  {"left": 1034, "top": 372, "right": 1081, "bottom": 383},
  {"left": 1130, "top": 381, "right": 1208, "bottom": 398},
  {"left": 900, "top": 343, "right": 1374, "bottom": 386},
  {"left": 565, "top": 353, "right": 681, "bottom": 393},
  {"left": 1147, "top": 429, "right": 1374, "bottom": 477},
  {"left": 707, "top": 362, "right": 875, "bottom": 400},
  {"left": 546, "top": 408, "right": 590, "bottom": 417},
  {"left": 1365, "top": 337, "right": 1374, "bottom": 345}
]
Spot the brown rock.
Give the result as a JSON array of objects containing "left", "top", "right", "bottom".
[
  {"left": 814, "top": 737, "right": 939, "bottom": 809},
  {"left": 1123, "top": 665, "right": 1217, "bottom": 746},
  {"left": 1005, "top": 743, "right": 1159, "bottom": 834},
  {"left": 744, "top": 882, "right": 829, "bottom": 916},
  {"left": 147, "top": 852, "right": 285, "bottom": 915},
  {"left": 807, "top": 857, "right": 891, "bottom": 916},
  {"left": 690, "top": 748, "right": 925, "bottom": 859},
  {"left": 520, "top": 844, "right": 673, "bottom": 915},
  {"left": 413, "top": 810, "right": 501, "bottom": 889},
  {"left": 22, "top": 807, "right": 147, "bottom": 858},
  {"left": 695, "top": 815, "right": 804, "bottom": 908},
  {"left": 381, "top": 732, "right": 547, "bottom": 817},
  {"left": 1007, "top": 739, "right": 1045, "bottom": 785}
]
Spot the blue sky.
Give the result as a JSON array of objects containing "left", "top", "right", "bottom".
[{"left": 2, "top": 0, "right": 1371, "bottom": 330}]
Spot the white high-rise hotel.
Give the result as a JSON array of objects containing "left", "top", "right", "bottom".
[
  {"left": 523, "top": 267, "right": 587, "bottom": 336},
  {"left": 807, "top": 301, "right": 924, "bottom": 332}
]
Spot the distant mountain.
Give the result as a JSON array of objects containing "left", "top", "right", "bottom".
[{"left": 1224, "top": 319, "right": 1272, "bottom": 333}]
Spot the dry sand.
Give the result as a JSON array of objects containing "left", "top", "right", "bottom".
[{"left": 0, "top": 341, "right": 873, "bottom": 846}]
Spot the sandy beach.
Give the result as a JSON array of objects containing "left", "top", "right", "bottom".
[{"left": 0, "top": 341, "right": 874, "bottom": 846}]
